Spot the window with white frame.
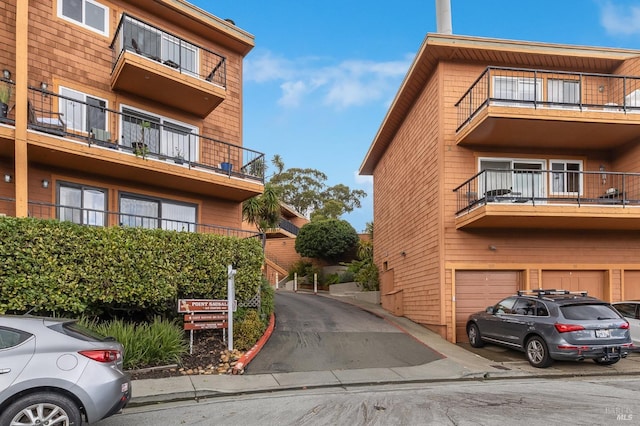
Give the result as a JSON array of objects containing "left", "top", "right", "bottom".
[
  {"left": 119, "top": 194, "right": 196, "bottom": 232},
  {"left": 479, "top": 158, "right": 546, "bottom": 200},
  {"left": 58, "top": 182, "right": 107, "bottom": 226},
  {"left": 123, "top": 16, "right": 199, "bottom": 76},
  {"left": 493, "top": 76, "right": 543, "bottom": 103},
  {"left": 548, "top": 79, "right": 580, "bottom": 105},
  {"left": 550, "top": 160, "right": 582, "bottom": 195},
  {"left": 121, "top": 106, "right": 198, "bottom": 161},
  {"left": 59, "top": 87, "right": 107, "bottom": 135},
  {"left": 59, "top": 0, "right": 109, "bottom": 36}
]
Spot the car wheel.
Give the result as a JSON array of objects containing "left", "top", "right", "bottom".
[
  {"left": 594, "top": 357, "right": 620, "bottom": 366},
  {"left": 0, "top": 392, "right": 82, "bottom": 426},
  {"left": 525, "top": 336, "right": 553, "bottom": 368},
  {"left": 467, "top": 323, "right": 485, "bottom": 348}
]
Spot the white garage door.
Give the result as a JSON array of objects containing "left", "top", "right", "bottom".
[
  {"left": 455, "top": 271, "right": 520, "bottom": 343},
  {"left": 541, "top": 271, "right": 604, "bottom": 300}
]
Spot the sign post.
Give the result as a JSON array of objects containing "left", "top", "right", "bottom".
[
  {"left": 228, "top": 264, "right": 236, "bottom": 352},
  {"left": 178, "top": 298, "right": 237, "bottom": 354}
]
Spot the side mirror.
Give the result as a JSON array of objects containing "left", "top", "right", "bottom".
[{"left": 486, "top": 306, "right": 495, "bottom": 314}]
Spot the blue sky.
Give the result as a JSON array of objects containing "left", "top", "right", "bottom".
[{"left": 191, "top": 0, "right": 640, "bottom": 233}]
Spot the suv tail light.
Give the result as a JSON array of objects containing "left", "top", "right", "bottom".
[
  {"left": 620, "top": 322, "right": 630, "bottom": 329},
  {"left": 79, "top": 350, "right": 122, "bottom": 363},
  {"left": 555, "top": 323, "right": 585, "bottom": 333}
]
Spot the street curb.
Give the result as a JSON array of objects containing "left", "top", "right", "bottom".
[{"left": 232, "top": 313, "right": 275, "bottom": 374}]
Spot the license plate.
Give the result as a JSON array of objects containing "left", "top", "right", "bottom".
[{"left": 595, "top": 329, "right": 611, "bottom": 338}]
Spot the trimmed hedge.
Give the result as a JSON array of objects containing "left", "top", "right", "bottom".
[{"left": 0, "top": 217, "right": 264, "bottom": 318}]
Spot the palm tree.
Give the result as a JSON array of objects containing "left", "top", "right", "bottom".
[{"left": 243, "top": 183, "right": 281, "bottom": 233}]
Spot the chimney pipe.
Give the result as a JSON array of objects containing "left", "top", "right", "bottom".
[{"left": 435, "top": 0, "right": 452, "bottom": 34}]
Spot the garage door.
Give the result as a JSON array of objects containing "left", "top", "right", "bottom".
[
  {"left": 541, "top": 271, "right": 604, "bottom": 299},
  {"left": 623, "top": 271, "right": 640, "bottom": 300},
  {"left": 455, "top": 271, "right": 520, "bottom": 343}
]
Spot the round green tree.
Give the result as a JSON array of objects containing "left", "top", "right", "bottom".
[{"left": 294, "top": 219, "right": 359, "bottom": 262}]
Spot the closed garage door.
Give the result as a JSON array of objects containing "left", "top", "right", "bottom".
[
  {"left": 455, "top": 271, "right": 520, "bottom": 343},
  {"left": 541, "top": 271, "right": 604, "bottom": 299},
  {"left": 623, "top": 271, "right": 640, "bottom": 300}
]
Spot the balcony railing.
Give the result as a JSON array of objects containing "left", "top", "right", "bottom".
[
  {"left": 455, "top": 67, "right": 640, "bottom": 132},
  {"left": 26, "top": 86, "right": 264, "bottom": 182},
  {"left": 111, "top": 13, "right": 226, "bottom": 88},
  {"left": 453, "top": 169, "right": 640, "bottom": 215},
  {"left": 0, "top": 77, "right": 15, "bottom": 125},
  {"left": 0, "top": 197, "right": 263, "bottom": 243},
  {"left": 277, "top": 218, "right": 300, "bottom": 236}
]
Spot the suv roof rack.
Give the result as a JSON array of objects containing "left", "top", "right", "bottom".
[{"left": 517, "top": 289, "right": 588, "bottom": 298}]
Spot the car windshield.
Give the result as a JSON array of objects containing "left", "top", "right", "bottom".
[{"left": 560, "top": 304, "right": 621, "bottom": 320}]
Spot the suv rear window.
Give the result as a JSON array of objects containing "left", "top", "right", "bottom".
[{"left": 560, "top": 304, "right": 620, "bottom": 320}]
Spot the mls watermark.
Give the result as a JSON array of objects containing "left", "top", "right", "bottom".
[{"left": 606, "top": 406, "right": 633, "bottom": 421}]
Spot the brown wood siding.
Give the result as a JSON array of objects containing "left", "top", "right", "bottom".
[
  {"left": 455, "top": 270, "right": 519, "bottom": 343},
  {"left": 372, "top": 63, "right": 441, "bottom": 327}
]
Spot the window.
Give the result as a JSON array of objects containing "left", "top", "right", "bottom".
[
  {"left": 119, "top": 194, "right": 196, "bottom": 232},
  {"left": 58, "top": 183, "right": 107, "bottom": 226},
  {"left": 494, "top": 297, "right": 517, "bottom": 314},
  {"left": 121, "top": 106, "right": 198, "bottom": 161},
  {"left": 548, "top": 79, "right": 580, "bottom": 105},
  {"left": 123, "top": 16, "right": 198, "bottom": 75},
  {"left": 59, "top": 87, "right": 107, "bottom": 135},
  {"left": 0, "top": 328, "right": 32, "bottom": 349},
  {"left": 59, "top": 0, "right": 109, "bottom": 36},
  {"left": 550, "top": 160, "right": 582, "bottom": 195},
  {"left": 493, "top": 76, "right": 543, "bottom": 103},
  {"left": 479, "top": 158, "right": 546, "bottom": 200}
]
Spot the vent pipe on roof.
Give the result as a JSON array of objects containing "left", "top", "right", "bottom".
[{"left": 435, "top": 0, "right": 452, "bottom": 34}]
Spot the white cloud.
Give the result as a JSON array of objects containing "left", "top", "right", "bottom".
[
  {"left": 245, "top": 49, "right": 412, "bottom": 110},
  {"left": 353, "top": 171, "right": 373, "bottom": 189},
  {"left": 600, "top": 1, "right": 640, "bottom": 36}
]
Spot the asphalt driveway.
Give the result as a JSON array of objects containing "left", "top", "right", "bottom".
[{"left": 246, "top": 292, "right": 443, "bottom": 374}]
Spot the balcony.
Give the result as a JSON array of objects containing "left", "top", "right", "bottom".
[
  {"left": 24, "top": 86, "right": 264, "bottom": 201},
  {"left": 110, "top": 14, "right": 226, "bottom": 118},
  {"left": 265, "top": 218, "right": 300, "bottom": 239},
  {"left": 453, "top": 169, "right": 640, "bottom": 230},
  {"left": 0, "top": 197, "right": 263, "bottom": 243},
  {"left": 455, "top": 67, "right": 640, "bottom": 149}
]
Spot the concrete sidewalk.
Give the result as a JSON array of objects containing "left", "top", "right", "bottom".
[{"left": 128, "top": 290, "right": 640, "bottom": 407}]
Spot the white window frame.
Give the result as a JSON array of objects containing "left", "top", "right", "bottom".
[
  {"left": 492, "top": 76, "right": 543, "bottom": 106},
  {"left": 58, "top": 0, "right": 109, "bottom": 37},
  {"left": 548, "top": 79, "right": 581, "bottom": 108},
  {"left": 478, "top": 157, "right": 547, "bottom": 201},
  {"left": 119, "top": 193, "right": 197, "bottom": 232},
  {"left": 120, "top": 105, "right": 198, "bottom": 162},
  {"left": 59, "top": 86, "right": 108, "bottom": 135},
  {"left": 549, "top": 160, "right": 583, "bottom": 196}
]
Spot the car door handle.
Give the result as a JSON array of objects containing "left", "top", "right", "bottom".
[{"left": 0, "top": 368, "right": 11, "bottom": 374}]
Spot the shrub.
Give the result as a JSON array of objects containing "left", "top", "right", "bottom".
[
  {"left": 344, "top": 240, "right": 379, "bottom": 291},
  {"left": 339, "top": 270, "right": 355, "bottom": 283},
  {"left": 233, "top": 310, "right": 265, "bottom": 351},
  {"left": 259, "top": 278, "right": 275, "bottom": 320},
  {"left": 81, "top": 317, "right": 188, "bottom": 370},
  {"left": 287, "top": 260, "right": 318, "bottom": 282},
  {"left": 294, "top": 219, "right": 358, "bottom": 262}
]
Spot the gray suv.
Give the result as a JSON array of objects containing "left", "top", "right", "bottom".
[{"left": 466, "top": 289, "right": 632, "bottom": 368}]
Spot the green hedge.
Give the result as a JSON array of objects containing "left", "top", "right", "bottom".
[{"left": 0, "top": 217, "right": 264, "bottom": 318}]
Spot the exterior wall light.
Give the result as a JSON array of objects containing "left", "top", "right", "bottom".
[
  {"left": 2, "top": 69, "right": 10, "bottom": 80},
  {"left": 41, "top": 179, "right": 49, "bottom": 188},
  {"left": 4, "top": 174, "right": 12, "bottom": 183}
]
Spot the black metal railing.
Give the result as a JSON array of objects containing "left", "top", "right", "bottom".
[
  {"left": 0, "top": 77, "right": 15, "bottom": 124},
  {"left": 277, "top": 218, "right": 300, "bottom": 236},
  {"left": 26, "top": 86, "right": 264, "bottom": 182},
  {"left": 453, "top": 169, "right": 640, "bottom": 214},
  {"left": 111, "top": 13, "right": 226, "bottom": 88},
  {"left": 0, "top": 197, "right": 263, "bottom": 243},
  {"left": 455, "top": 67, "right": 640, "bottom": 131}
]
